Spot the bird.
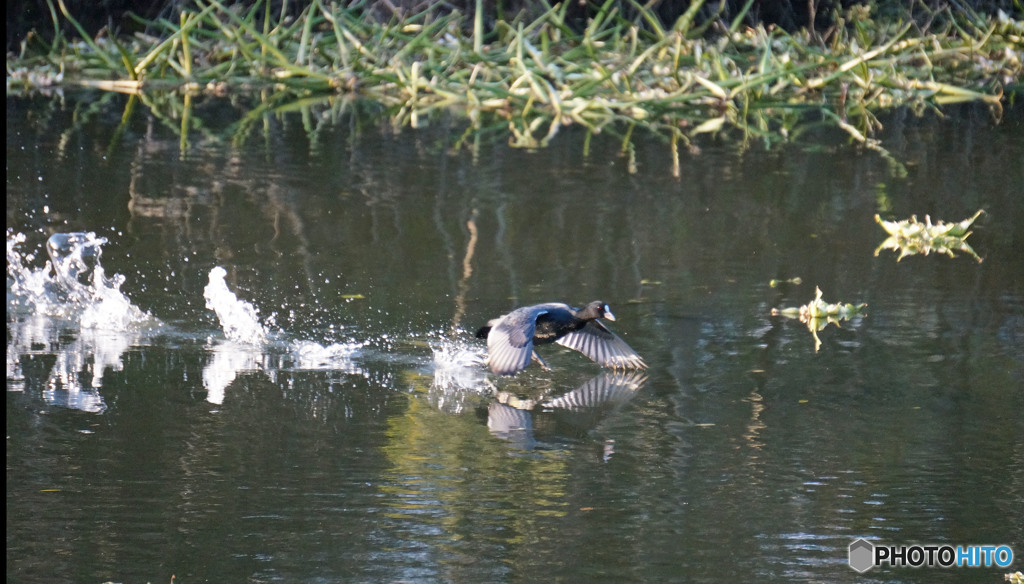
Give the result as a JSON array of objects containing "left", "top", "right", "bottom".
[{"left": 475, "top": 301, "right": 647, "bottom": 375}]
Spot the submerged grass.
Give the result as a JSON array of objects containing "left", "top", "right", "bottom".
[{"left": 7, "top": 0, "right": 1022, "bottom": 166}]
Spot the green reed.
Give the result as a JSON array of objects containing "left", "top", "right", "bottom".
[{"left": 8, "top": 0, "right": 1021, "bottom": 167}]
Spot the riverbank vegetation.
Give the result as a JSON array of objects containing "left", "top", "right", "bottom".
[{"left": 6, "top": 0, "right": 1022, "bottom": 165}]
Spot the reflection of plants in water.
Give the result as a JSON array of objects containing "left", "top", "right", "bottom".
[
  {"left": 874, "top": 210, "right": 984, "bottom": 262},
  {"left": 772, "top": 287, "right": 866, "bottom": 352}
]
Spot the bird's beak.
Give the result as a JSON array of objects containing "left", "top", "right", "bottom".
[{"left": 603, "top": 305, "right": 616, "bottom": 321}]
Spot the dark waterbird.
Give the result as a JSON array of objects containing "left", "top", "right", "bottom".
[{"left": 475, "top": 301, "right": 648, "bottom": 375}]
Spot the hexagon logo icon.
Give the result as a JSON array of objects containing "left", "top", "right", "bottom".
[{"left": 849, "top": 538, "right": 875, "bottom": 573}]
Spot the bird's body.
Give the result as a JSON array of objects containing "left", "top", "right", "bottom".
[{"left": 476, "top": 301, "right": 647, "bottom": 375}]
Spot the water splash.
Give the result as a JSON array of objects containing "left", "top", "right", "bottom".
[
  {"left": 430, "top": 334, "right": 487, "bottom": 389},
  {"left": 200, "top": 340, "right": 366, "bottom": 405},
  {"left": 8, "top": 231, "right": 155, "bottom": 329},
  {"left": 200, "top": 267, "right": 365, "bottom": 403},
  {"left": 424, "top": 333, "right": 490, "bottom": 414},
  {"left": 7, "top": 231, "right": 157, "bottom": 412},
  {"left": 290, "top": 340, "right": 363, "bottom": 371},
  {"left": 203, "top": 266, "right": 268, "bottom": 345},
  {"left": 7, "top": 231, "right": 49, "bottom": 310}
]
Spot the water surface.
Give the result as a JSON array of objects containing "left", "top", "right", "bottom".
[{"left": 6, "top": 93, "right": 1024, "bottom": 583}]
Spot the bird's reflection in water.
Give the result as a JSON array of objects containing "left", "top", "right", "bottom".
[{"left": 485, "top": 371, "right": 648, "bottom": 453}]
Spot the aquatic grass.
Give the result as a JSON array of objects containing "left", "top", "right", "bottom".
[
  {"left": 874, "top": 210, "right": 985, "bottom": 262},
  {"left": 771, "top": 286, "right": 868, "bottom": 352},
  {"left": 8, "top": 0, "right": 1020, "bottom": 165}
]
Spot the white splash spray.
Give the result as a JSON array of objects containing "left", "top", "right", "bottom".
[
  {"left": 203, "top": 266, "right": 268, "bottom": 345},
  {"left": 7, "top": 231, "right": 158, "bottom": 413}
]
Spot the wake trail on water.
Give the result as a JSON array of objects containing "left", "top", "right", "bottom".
[
  {"left": 7, "top": 231, "right": 481, "bottom": 409},
  {"left": 8, "top": 232, "right": 647, "bottom": 449}
]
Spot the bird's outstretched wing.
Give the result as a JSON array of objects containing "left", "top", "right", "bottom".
[
  {"left": 555, "top": 321, "right": 647, "bottom": 369},
  {"left": 486, "top": 307, "right": 547, "bottom": 375}
]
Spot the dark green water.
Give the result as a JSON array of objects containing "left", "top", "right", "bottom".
[{"left": 6, "top": 93, "right": 1023, "bottom": 583}]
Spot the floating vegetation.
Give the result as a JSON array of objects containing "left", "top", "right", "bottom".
[
  {"left": 6, "top": 0, "right": 1022, "bottom": 165},
  {"left": 771, "top": 286, "right": 866, "bottom": 352},
  {"left": 874, "top": 210, "right": 985, "bottom": 262},
  {"left": 769, "top": 277, "right": 803, "bottom": 288}
]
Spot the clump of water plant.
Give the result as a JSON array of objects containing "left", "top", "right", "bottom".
[
  {"left": 6, "top": 0, "right": 1022, "bottom": 164},
  {"left": 771, "top": 286, "right": 866, "bottom": 352},
  {"left": 769, "top": 277, "right": 802, "bottom": 288},
  {"left": 874, "top": 210, "right": 984, "bottom": 262}
]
